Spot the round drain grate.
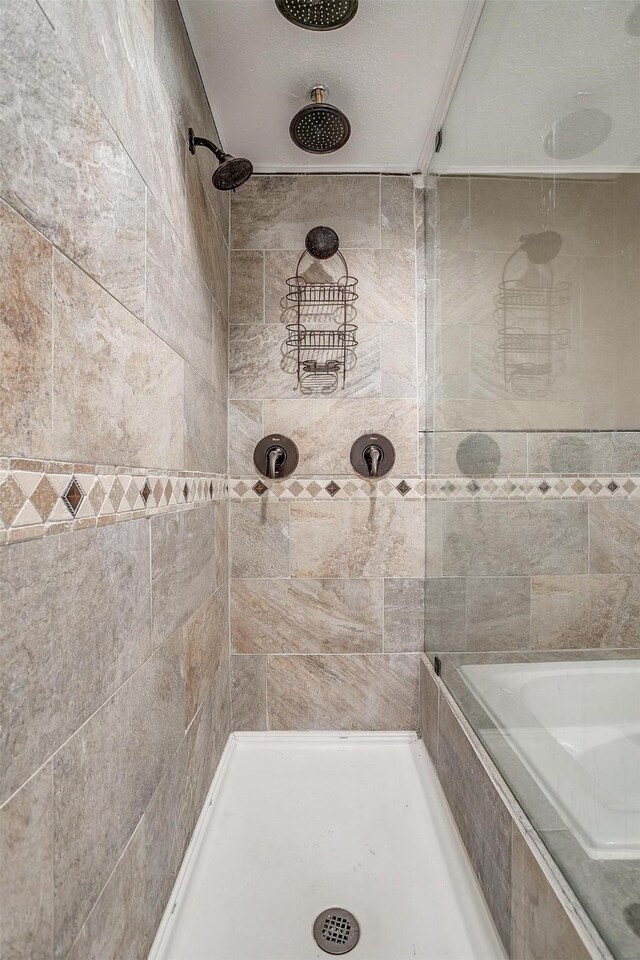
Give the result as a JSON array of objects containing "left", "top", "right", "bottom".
[{"left": 313, "top": 908, "right": 360, "bottom": 955}]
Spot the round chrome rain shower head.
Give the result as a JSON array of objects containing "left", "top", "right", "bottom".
[
  {"left": 305, "top": 226, "right": 340, "bottom": 259},
  {"left": 290, "top": 86, "right": 351, "bottom": 154},
  {"left": 188, "top": 128, "right": 253, "bottom": 192},
  {"left": 275, "top": 0, "right": 358, "bottom": 31}
]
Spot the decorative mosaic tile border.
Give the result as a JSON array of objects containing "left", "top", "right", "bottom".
[
  {"left": 0, "top": 458, "right": 226, "bottom": 546},
  {"left": 230, "top": 475, "right": 640, "bottom": 502}
]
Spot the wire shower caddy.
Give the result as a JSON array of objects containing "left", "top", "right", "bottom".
[{"left": 285, "top": 248, "right": 358, "bottom": 394}]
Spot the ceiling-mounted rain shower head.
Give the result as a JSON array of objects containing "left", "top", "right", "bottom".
[
  {"left": 289, "top": 85, "right": 351, "bottom": 154},
  {"left": 188, "top": 128, "right": 253, "bottom": 192},
  {"left": 275, "top": 0, "right": 358, "bottom": 31}
]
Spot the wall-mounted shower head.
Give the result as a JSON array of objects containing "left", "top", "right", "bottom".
[
  {"left": 188, "top": 128, "right": 253, "bottom": 192},
  {"left": 289, "top": 86, "right": 351, "bottom": 154},
  {"left": 275, "top": 0, "right": 358, "bottom": 31}
]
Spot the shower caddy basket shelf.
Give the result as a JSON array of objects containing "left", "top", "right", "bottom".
[{"left": 285, "top": 248, "right": 358, "bottom": 394}]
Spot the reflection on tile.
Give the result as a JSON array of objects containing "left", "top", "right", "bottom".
[
  {"left": 381, "top": 176, "right": 415, "bottom": 249},
  {"left": 0, "top": 200, "right": 53, "bottom": 459},
  {"left": 231, "top": 656, "right": 267, "bottom": 731},
  {"left": 383, "top": 578, "right": 425, "bottom": 652},
  {"left": 53, "top": 253, "right": 184, "bottom": 469},
  {"left": 230, "top": 501, "right": 289, "bottom": 578},
  {"left": 531, "top": 575, "right": 640, "bottom": 649},
  {"left": 466, "top": 577, "right": 531, "bottom": 651},
  {"left": 0, "top": 764, "right": 53, "bottom": 960},
  {"left": 230, "top": 250, "right": 264, "bottom": 323},
  {"left": 1, "top": 0, "right": 146, "bottom": 318},
  {"left": 231, "top": 578, "right": 382, "bottom": 654},
  {"left": 437, "top": 177, "right": 469, "bottom": 252},
  {"left": 290, "top": 501, "right": 424, "bottom": 578},
  {"left": 590, "top": 502, "right": 640, "bottom": 574},
  {"left": 433, "top": 431, "right": 528, "bottom": 477},
  {"left": 53, "top": 633, "right": 184, "bottom": 958},
  {"left": 267, "top": 654, "right": 419, "bottom": 730},
  {"left": 231, "top": 175, "right": 380, "bottom": 249},
  {"left": 511, "top": 829, "right": 591, "bottom": 960},
  {"left": 425, "top": 578, "right": 466, "bottom": 651},
  {"left": 0, "top": 521, "right": 151, "bottom": 804},
  {"left": 442, "top": 502, "right": 588, "bottom": 577}
]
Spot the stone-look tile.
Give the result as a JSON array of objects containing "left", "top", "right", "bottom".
[
  {"left": 425, "top": 578, "right": 466, "bottom": 652},
  {"left": 66, "top": 821, "right": 148, "bottom": 960},
  {"left": 185, "top": 150, "right": 229, "bottom": 312},
  {"left": 267, "top": 654, "right": 419, "bottom": 731},
  {"left": 590, "top": 501, "right": 640, "bottom": 574},
  {"left": 433, "top": 431, "right": 528, "bottom": 477},
  {"left": 184, "top": 365, "right": 227, "bottom": 474},
  {"left": 437, "top": 176, "right": 469, "bottom": 252},
  {"left": 212, "top": 301, "right": 229, "bottom": 398},
  {"left": 466, "top": 578, "right": 531, "bottom": 651},
  {"left": 0, "top": 764, "right": 53, "bottom": 960},
  {"left": 469, "top": 177, "right": 547, "bottom": 253},
  {"left": 290, "top": 501, "right": 424, "bottom": 579},
  {"left": 0, "top": 200, "right": 53, "bottom": 459},
  {"left": 435, "top": 323, "right": 469, "bottom": 399},
  {"left": 230, "top": 250, "right": 264, "bottom": 323},
  {"left": 184, "top": 586, "right": 229, "bottom": 727},
  {"left": 0, "top": 521, "right": 151, "bottom": 804},
  {"left": 380, "top": 322, "right": 418, "bottom": 398},
  {"left": 231, "top": 655, "right": 267, "bottom": 731},
  {"left": 231, "top": 579, "right": 383, "bottom": 654},
  {"left": 554, "top": 179, "right": 614, "bottom": 258},
  {"left": 0, "top": 0, "right": 146, "bottom": 318},
  {"left": 146, "top": 195, "right": 213, "bottom": 382},
  {"left": 383, "top": 579, "right": 425, "bottom": 652},
  {"left": 360, "top": 400, "right": 419, "bottom": 474},
  {"left": 230, "top": 502, "right": 290, "bottom": 578},
  {"left": 53, "top": 632, "right": 185, "bottom": 958},
  {"left": 511, "top": 829, "right": 591, "bottom": 960},
  {"left": 540, "top": 827, "right": 640, "bottom": 960},
  {"left": 426, "top": 501, "right": 442, "bottom": 577},
  {"left": 229, "top": 400, "right": 263, "bottom": 474},
  {"left": 231, "top": 175, "right": 380, "bottom": 249},
  {"left": 52, "top": 253, "right": 184, "bottom": 469},
  {"left": 437, "top": 695, "right": 512, "bottom": 953},
  {"left": 418, "top": 658, "right": 438, "bottom": 763},
  {"left": 54, "top": 0, "right": 185, "bottom": 239},
  {"left": 438, "top": 250, "right": 505, "bottom": 327},
  {"left": 150, "top": 504, "right": 217, "bottom": 648},
  {"left": 344, "top": 249, "right": 417, "bottom": 324},
  {"left": 442, "top": 502, "right": 589, "bottom": 577},
  {"left": 381, "top": 176, "right": 415, "bottom": 249},
  {"left": 531, "top": 575, "right": 640, "bottom": 649},
  {"left": 214, "top": 500, "right": 229, "bottom": 590}
]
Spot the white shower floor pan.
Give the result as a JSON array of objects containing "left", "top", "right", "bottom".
[{"left": 150, "top": 732, "right": 506, "bottom": 960}]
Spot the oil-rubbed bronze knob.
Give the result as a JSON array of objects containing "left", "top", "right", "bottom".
[
  {"left": 253, "top": 435, "right": 299, "bottom": 480},
  {"left": 350, "top": 434, "right": 395, "bottom": 479}
]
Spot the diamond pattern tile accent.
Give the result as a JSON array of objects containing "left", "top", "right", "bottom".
[
  {"left": 623, "top": 479, "right": 636, "bottom": 494},
  {"left": 325, "top": 481, "right": 340, "bottom": 497},
  {"left": 30, "top": 476, "right": 58, "bottom": 521},
  {"left": 183, "top": 482, "right": 189, "bottom": 501},
  {"left": 209, "top": 481, "right": 214, "bottom": 498},
  {"left": 108, "top": 477, "right": 125, "bottom": 512},
  {"left": 307, "top": 481, "right": 322, "bottom": 497},
  {"left": 589, "top": 480, "right": 603, "bottom": 494},
  {"left": 141, "top": 480, "right": 152, "bottom": 505},
  {"left": 88, "top": 479, "right": 107, "bottom": 514},
  {"left": 538, "top": 481, "right": 551, "bottom": 494},
  {"left": 466, "top": 480, "right": 480, "bottom": 494},
  {"left": 607, "top": 480, "right": 619, "bottom": 493},
  {"left": 0, "top": 474, "right": 27, "bottom": 526},
  {"left": 253, "top": 480, "right": 268, "bottom": 496},
  {"left": 62, "top": 476, "right": 84, "bottom": 517},
  {"left": 396, "top": 480, "right": 411, "bottom": 496}
]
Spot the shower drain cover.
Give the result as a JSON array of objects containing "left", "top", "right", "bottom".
[{"left": 313, "top": 908, "right": 360, "bottom": 954}]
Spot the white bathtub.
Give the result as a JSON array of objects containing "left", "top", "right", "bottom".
[{"left": 459, "top": 659, "right": 640, "bottom": 861}]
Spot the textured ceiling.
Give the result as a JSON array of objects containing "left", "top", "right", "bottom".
[{"left": 179, "top": 0, "right": 479, "bottom": 173}]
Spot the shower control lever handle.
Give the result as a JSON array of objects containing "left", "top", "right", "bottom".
[
  {"left": 364, "top": 444, "right": 382, "bottom": 478},
  {"left": 267, "top": 446, "right": 285, "bottom": 480}
]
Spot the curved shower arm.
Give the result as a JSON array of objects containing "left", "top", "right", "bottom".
[{"left": 188, "top": 128, "right": 226, "bottom": 163}]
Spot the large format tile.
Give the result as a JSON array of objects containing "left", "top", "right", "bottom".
[
  {"left": 184, "top": 365, "right": 227, "bottom": 474},
  {"left": 527, "top": 431, "right": 640, "bottom": 474},
  {"left": 383, "top": 578, "right": 425, "bottom": 652},
  {"left": 53, "top": 632, "right": 185, "bottom": 958},
  {"left": 183, "top": 586, "right": 228, "bottom": 727},
  {"left": 511, "top": 830, "right": 590, "bottom": 960},
  {"left": 231, "top": 655, "right": 267, "bottom": 731},
  {"left": 530, "top": 575, "right": 640, "bottom": 649},
  {"left": 0, "top": 0, "right": 146, "bottom": 317},
  {"left": 185, "top": 151, "right": 229, "bottom": 311},
  {"left": 0, "top": 200, "right": 53, "bottom": 459},
  {"left": 146, "top": 196, "right": 213, "bottom": 382},
  {"left": 436, "top": 695, "right": 512, "bottom": 953},
  {"left": 418, "top": 658, "right": 439, "bottom": 763},
  {"left": 230, "top": 502, "right": 289, "bottom": 578},
  {"left": 290, "top": 501, "right": 424, "bottom": 578},
  {"left": 230, "top": 250, "right": 264, "bottom": 323},
  {"left": 231, "top": 578, "right": 383, "bottom": 654},
  {"left": 381, "top": 175, "right": 416, "bottom": 249},
  {"left": 0, "top": 763, "right": 53, "bottom": 960},
  {"left": 52, "top": 253, "right": 184, "bottom": 468},
  {"left": 267, "top": 654, "right": 419, "bottom": 730},
  {"left": 0, "top": 520, "right": 151, "bottom": 804},
  {"left": 424, "top": 578, "right": 466, "bottom": 652},
  {"left": 229, "top": 400, "right": 263, "bottom": 474},
  {"left": 442, "top": 501, "right": 589, "bottom": 577},
  {"left": 344, "top": 249, "right": 417, "bottom": 324},
  {"left": 231, "top": 175, "right": 380, "bottom": 249},
  {"left": 590, "top": 501, "right": 640, "bottom": 574},
  {"left": 150, "top": 503, "right": 217, "bottom": 648},
  {"left": 432, "top": 431, "right": 528, "bottom": 477},
  {"left": 466, "top": 577, "right": 531, "bottom": 651}
]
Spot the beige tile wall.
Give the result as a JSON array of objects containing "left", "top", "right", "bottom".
[
  {"left": 228, "top": 174, "right": 424, "bottom": 730},
  {"left": 0, "top": 2, "right": 231, "bottom": 957}
]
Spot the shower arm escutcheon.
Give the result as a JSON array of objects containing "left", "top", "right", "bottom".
[{"left": 253, "top": 435, "right": 299, "bottom": 480}]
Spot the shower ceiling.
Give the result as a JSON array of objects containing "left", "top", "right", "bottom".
[{"left": 178, "top": 0, "right": 482, "bottom": 173}]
